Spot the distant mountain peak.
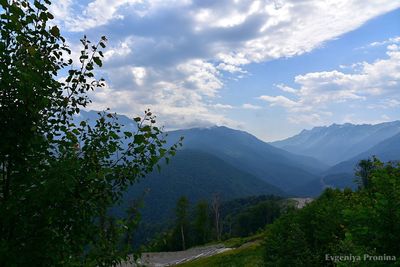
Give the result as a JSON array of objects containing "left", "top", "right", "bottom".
[{"left": 271, "top": 120, "right": 400, "bottom": 165}]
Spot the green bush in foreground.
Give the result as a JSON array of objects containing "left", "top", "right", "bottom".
[
  {"left": 264, "top": 159, "right": 400, "bottom": 266},
  {"left": 0, "top": 1, "right": 180, "bottom": 266}
]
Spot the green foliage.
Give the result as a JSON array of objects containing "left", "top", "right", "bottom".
[
  {"left": 145, "top": 195, "right": 283, "bottom": 253},
  {"left": 176, "top": 196, "right": 190, "bottom": 251},
  {"left": 264, "top": 213, "right": 314, "bottom": 267},
  {"left": 219, "top": 195, "right": 282, "bottom": 239},
  {"left": 344, "top": 161, "right": 400, "bottom": 258},
  {"left": 125, "top": 150, "right": 281, "bottom": 248},
  {"left": 0, "top": 1, "right": 179, "bottom": 266},
  {"left": 193, "top": 201, "right": 211, "bottom": 245},
  {"left": 230, "top": 199, "right": 281, "bottom": 237},
  {"left": 263, "top": 159, "right": 400, "bottom": 266},
  {"left": 222, "top": 232, "right": 266, "bottom": 248},
  {"left": 143, "top": 196, "right": 192, "bottom": 252},
  {"left": 354, "top": 157, "right": 378, "bottom": 189}
]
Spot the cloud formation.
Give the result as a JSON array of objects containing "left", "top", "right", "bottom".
[
  {"left": 51, "top": 0, "right": 400, "bottom": 129},
  {"left": 260, "top": 44, "right": 400, "bottom": 124},
  {"left": 242, "top": 103, "right": 262, "bottom": 110}
]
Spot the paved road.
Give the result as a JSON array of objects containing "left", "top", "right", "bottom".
[
  {"left": 119, "top": 197, "right": 311, "bottom": 266},
  {"left": 119, "top": 244, "right": 231, "bottom": 267}
]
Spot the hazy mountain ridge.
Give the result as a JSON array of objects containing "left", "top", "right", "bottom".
[
  {"left": 74, "top": 111, "right": 324, "bottom": 194},
  {"left": 74, "top": 110, "right": 137, "bottom": 132},
  {"left": 291, "top": 132, "right": 400, "bottom": 196},
  {"left": 325, "top": 131, "right": 400, "bottom": 177},
  {"left": 271, "top": 121, "right": 400, "bottom": 165},
  {"left": 166, "top": 126, "right": 326, "bottom": 192},
  {"left": 116, "top": 150, "right": 284, "bottom": 222},
  {"left": 75, "top": 111, "right": 400, "bottom": 199},
  {"left": 113, "top": 149, "right": 285, "bottom": 245}
]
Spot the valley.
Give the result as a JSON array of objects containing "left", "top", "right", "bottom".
[{"left": 76, "top": 110, "right": 400, "bottom": 256}]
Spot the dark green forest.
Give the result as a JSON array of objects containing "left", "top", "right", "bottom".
[
  {"left": 171, "top": 160, "right": 400, "bottom": 267},
  {"left": 264, "top": 158, "right": 400, "bottom": 266},
  {"left": 144, "top": 195, "right": 283, "bottom": 252}
]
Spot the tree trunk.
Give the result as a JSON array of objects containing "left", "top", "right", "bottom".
[
  {"left": 180, "top": 224, "right": 186, "bottom": 251},
  {"left": 212, "top": 194, "right": 221, "bottom": 241}
]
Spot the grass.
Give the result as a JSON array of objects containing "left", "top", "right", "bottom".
[
  {"left": 222, "top": 232, "right": 266, "bottom": 248},
  {"left": 177, "top": 236, "right": 265, "bottom": 267}
]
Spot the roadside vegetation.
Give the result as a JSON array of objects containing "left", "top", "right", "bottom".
[
  {"left": 178, "top": 240, "right": 264, "bottom": 267},
  {"left": 144, "top": 195, "right": 284, "bottom": 252},
  {"left": 174, "top": 158, "right": 400, "bottom": 266},
  {"left": 263, "top": 157, "right": 400, "bottom": 266}
]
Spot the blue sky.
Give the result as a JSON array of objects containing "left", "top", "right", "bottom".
[{"left": 51, "top": 0, "right": 400, "bottom": 141}]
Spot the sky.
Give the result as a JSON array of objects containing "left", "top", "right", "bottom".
[{"left": 50, "top": 0, "right": 400, "bottom": 141}]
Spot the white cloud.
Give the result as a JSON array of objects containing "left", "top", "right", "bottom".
[
  {"left": 259, "top": 95, "right": 299, "bottom": 108},
  {"left": 367, "top": 99, "right": 400, "bottom": 109},
  {"left": 52, "top": 0, "right": 143, "bottom": 31},
  {"left": 87, "top": 82, "right": 239, "bottom": 130},
  {"left": 356, "top": 36, "right": 400, "bottom": 50},
  {"left": 275, "top": 83, "right": 297, "bottom": 93},
  {"left": 217, "top": 63, "right": 247, "bottom": 74},
  {"left": 103, "top": 38, "right": 133, "bottom": 61},
  {"left": 49, "top": 0, "right": 73, "bottom": 22},
  {"left": 218, "top": 0, "right": 400, "bottom": 64},
  {"left": 288, "top": 113, "right": 327, "bottom": 125},
  {"left": 131, "top": 67, "right": 147, "bottom": 86},
  {"left": 242, "top": 103, "right": 262, "bottom": 110},
  {"left": 258, "top": 44, "right": 400, "bottom": 125},
  {"left": 381, "top": 114, "right": 391, "bottom": 121},
  {"left": 52, "top": 0, "right": 195, "bottom": 31},
  {"left": 369, "top": 36, "right": 400, "bottom": 47},
  {"left": 386, "top": 99, "right": 400, "bottom": 108},
  {"left": 213, "top": 103, "right": 234, "bottom": 109},
  {"left": 341, "top": 113, "right": 392, "bottom": 125},
  {"left": 177, "top": 59, "right": 223, "bottom": 97},
  {"left": 51, "top": 0, "right": 400, "bottom": 129}
]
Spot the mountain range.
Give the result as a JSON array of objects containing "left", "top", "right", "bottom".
[
  {"left": 271, "top": 121, "right": 400, "bottom": 165},
  {"left": 115, "top": 150, "right": 284, "bottom": 224},
  {"left": 77, "top": 111, "right": 400, "bottom": 231},
  {"left": 166, "top": 126, "right": 326, "bottom": 192},
  {"left": 273, "top": 122, "right": 400, "bottom": 195}
]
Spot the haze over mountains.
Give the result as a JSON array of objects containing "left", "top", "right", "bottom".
[
  {"left": 74, "top": 110, "right": 400, "bottom": 233},
  {"left": 116, "top": 150, "right": 284, "bottom": 226},
  {"left": 76, "top": 110, "right": 400, "bottom": 244},
  {"left": 270, "top": 121, "right": 400, "bottom": 195},
  {"left": 77, "top": 111, "right": 400, "bottom": 198},
  {"left": 166, "top": 126, "right": 325, "bottom": 192},
  {"left": 271, "top": 121, "right": 400, "bottom": 166}
]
